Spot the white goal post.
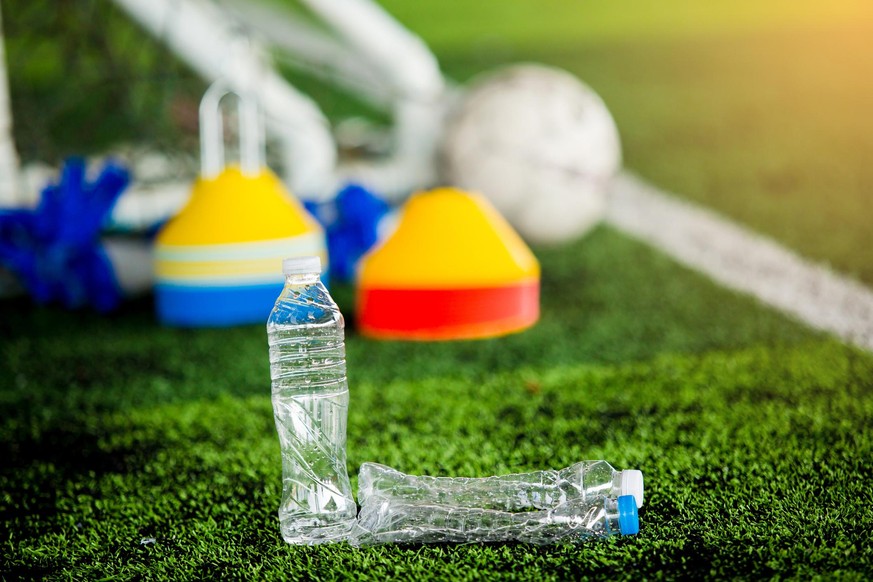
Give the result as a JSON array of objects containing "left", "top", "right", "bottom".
[
  {"left": 0, "top": 3, "right": 22, "bottom": 207},
  {"left": 111, "top": 0, "right": 447, "bottom": 200},
  {"left": 1, "top": 0, "right": 449, "bottom": 208}
]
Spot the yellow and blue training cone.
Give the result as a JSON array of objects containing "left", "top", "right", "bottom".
[{"left": 154, "top": 166, "right": 325, "bottom": 326}]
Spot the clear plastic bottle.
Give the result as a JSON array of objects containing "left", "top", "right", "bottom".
[
  {"left": 357, "top": 461, "right": 644, "bottom": 512},
  {"left": 352, "top": 495, "right": 639, "bottom": 546},
  {"left": 351, "top": 462, "right": 643, "bottom": 546},
  {"left": 268, "top": 256, "right": 356, "bottom": 544}
]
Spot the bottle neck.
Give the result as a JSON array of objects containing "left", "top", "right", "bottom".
[{"left": 284, "top": 272, "right": 320, "bottom": 286}]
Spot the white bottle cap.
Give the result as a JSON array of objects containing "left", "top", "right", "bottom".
[
  {"left": 282, "top": 256, "right": 322, "bottom": 275},
  {"left": 620, "top": 470, "right": 644, "bottom": 508}
]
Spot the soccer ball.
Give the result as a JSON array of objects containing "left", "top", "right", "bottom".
[{"left": 439, "top": 64, "right": 622, "bottom": 244}]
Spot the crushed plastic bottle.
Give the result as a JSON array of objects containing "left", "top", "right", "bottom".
[
  {"left": 353, "top": 495, "right": 639, "bottom": 546},
  {"left": 351, "top": 462, "right": 642, "bottom": 546},
  {"left": 357, "top": 461, "right": 643, "bottom": 511},
  {"left": 268, "top": 256, "right": 356, "bottom": 544}
]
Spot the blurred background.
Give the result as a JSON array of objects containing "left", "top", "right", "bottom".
[{"left": 3, "top": 0, "right": 873, "bottom": 281}]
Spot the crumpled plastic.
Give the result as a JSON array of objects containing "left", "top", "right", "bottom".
[{"left": 350, "top": 462, "right": 639, "bottom": 546}]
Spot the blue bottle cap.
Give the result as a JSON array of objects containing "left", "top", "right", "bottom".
[{"left": 617, "top": 495, "right": 639, "bottom": 535}]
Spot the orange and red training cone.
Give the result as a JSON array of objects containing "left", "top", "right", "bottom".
[{"left": 356, "top": 187, "right": 539, "bottom": 340}]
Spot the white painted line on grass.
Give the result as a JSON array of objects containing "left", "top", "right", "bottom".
[{"left": 606, "top": 171, "right": 873, "bottom": 351}]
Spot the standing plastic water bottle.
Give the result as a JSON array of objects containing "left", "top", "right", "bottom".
[{"left": 268, "top": 256, "right": 356, "bottom": 544}]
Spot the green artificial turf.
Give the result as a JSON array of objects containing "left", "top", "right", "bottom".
[{"left": 4, "top": 229, "right": 872, "bottom": 579}]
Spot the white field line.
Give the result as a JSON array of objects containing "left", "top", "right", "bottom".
[{"left": 606, "top": 171, "right": 873, "bottom": 351}]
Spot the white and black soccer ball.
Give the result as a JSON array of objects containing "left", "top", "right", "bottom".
[{"left": 440, "top": 64, "right": 622, "bottom": 244}]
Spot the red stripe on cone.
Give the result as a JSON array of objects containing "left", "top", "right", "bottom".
[{"left": 357, "top": 281, "right": 539, "bottom": 340}]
